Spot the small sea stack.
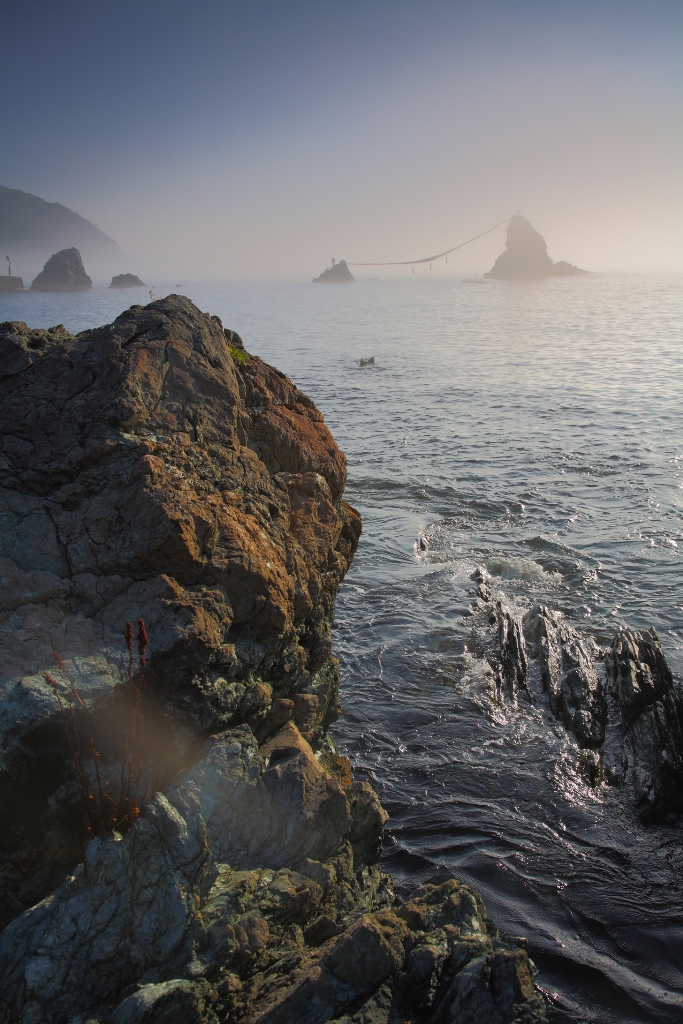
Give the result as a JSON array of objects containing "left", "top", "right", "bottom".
[
  {"left": 313, "top": 258, "right": 354, "bottom": 283},
  {"left": 485, "top": 215, "right": 586, "bottom": 280},
  {"left": 31, "top": 247, "right": 92, "bottom": 291},
  {"left": 109, "top": 272, "right": 146, "bottom": 288}
]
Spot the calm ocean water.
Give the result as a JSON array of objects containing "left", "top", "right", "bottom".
[{"left": 3, "top": 273, "right": 682, "bottom": 1022}]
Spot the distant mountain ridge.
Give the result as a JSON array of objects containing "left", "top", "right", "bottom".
[{"left": 0, "top": 185, "right": 124, "bottom": 278}]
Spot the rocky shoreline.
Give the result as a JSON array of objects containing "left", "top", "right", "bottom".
[{"left": 0, "top": 297, "right": 546, "bottom": 1023}]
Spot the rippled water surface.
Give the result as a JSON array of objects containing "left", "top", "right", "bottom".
[{"left": 3, "top": 274, "right": 682, "bottom": 1021}]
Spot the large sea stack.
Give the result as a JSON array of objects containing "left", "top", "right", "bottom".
[
  {"left": 485, "top": 215, "right": 586, "bottom": 280},
  {"left": 31, "top": 246, "right": 92, "bottom": 291},
  {"left": 0, "top": 298, "right": 546, "bottom": 1024}
]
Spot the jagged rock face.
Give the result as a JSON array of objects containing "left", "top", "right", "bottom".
[
  {"left": 523, "top": 605, "right": 607, "bottom": 749},
  {"left": 605, "top": 629, "right": 683, "bottom": 817},
  {"left": 0, "top": 295, "right": 361, "bottom": 924},
  {"left": 30, "top": 246, "right": 93, "bottom": 291},
  {"left": 110, "top": 273, "right": 147, "bottom": 288},
  {"left": 479, "top": 586, "right": 683, "bottom": 818},
  {"left": 0, "top": 320, "right": 74, "bottom": 381},
  {"left": 0, "top": 716, "right": 546, "bottom": 1024},
  {"left": 485, "top": 215, "right": 585, "bottom": 280},
  {"left": 0, "top": 792, "right": 216, "bottom": 1023}
]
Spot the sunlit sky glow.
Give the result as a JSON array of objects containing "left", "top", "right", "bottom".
[{"left": 2, "top": 0, "right": 682, "bottom": 279}]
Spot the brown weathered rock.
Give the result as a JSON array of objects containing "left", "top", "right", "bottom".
[{"left": 0, "top": 295, "right": 361, "bottom": 924}]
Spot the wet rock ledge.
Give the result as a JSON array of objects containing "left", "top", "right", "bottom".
[{"left": 0, "top": 298, "right": 546, "bottom": 1023}]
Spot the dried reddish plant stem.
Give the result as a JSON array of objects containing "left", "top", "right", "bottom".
[{"left": 48, "top": 619, "right": 149, "bottom": 838}]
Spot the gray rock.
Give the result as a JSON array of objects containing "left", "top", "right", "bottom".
[
  {"left": 0, "top": 320, "right": 74, "bottom": 381},
  {"left": 523, "top": 605, "right": 607, "bottom": 748},
  {"left": 166, "top": 722, "right": 355, "bottom": 870},
  {"left": 475, "top": 584, "right": 683, "bottom": 818},
  {"left": 0, "top": 793, "right": 214, "bottom": 1024},
  {"left": 111, "top": 979, "right": 218, "bottom": 1024},
  {"left": 110, "top": 274, "right": 146, "bottom": 289},
  {"left": 31, "top": 247, "right": 92, "bottom": 291},
  {"left": 485, "top": 215, "right": 586, "bottom": 280},
  {"left": 605, "top": 629, "right": 683, "bottom": 819},
  {"left": 0, "top": 295, "right": 360, "bottom": 925}
]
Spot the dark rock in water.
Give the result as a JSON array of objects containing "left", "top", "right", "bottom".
[
  {"left": 313, "top": 259, "right": 354, "bottom": 283},
  {"left": 496, "top": 602, "right": 529, "bottom": 701},
  {"left": 109, "top": 272, "right": 146, "bottom": 288},
  {"left": 485, "top": 215, "right": 586, "bottom": 280},
  {"left": 605, "top": 629, "right": 683, "bottom": 819},
  {"left": 475, "top": 586, "right": 683, "bottom": 821},
  {"left": 0, "top": 276, "right": 25, "bottom": 293},
  {"left": 31, "top": 246, "right": 92, "bottom": 291},
  {"left": 524, "top": 605, "right": 607, "bottom": 748}
]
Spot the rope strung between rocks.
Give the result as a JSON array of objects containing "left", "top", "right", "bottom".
[{"left": 347, "top": 216, "right": 512, "bottom": 266}]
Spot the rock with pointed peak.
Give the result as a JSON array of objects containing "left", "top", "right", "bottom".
[
  {"left": 31, "top": 246, "right": 92, "bottom": 291},
  {"left": 485, "top": 215, "right": 586, "bottom": 280}
]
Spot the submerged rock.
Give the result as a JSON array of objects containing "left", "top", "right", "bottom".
[
  {"left": 485, "top": 215, "right": 586, "bottom": 280},
  {"left": 110, "top": 272, "right": 147, "bottom": 288},
  {"left": 30, "top": 246, "right": 92, "bottom": 290},
  {"left": 313, "top": 259, "right": 354, "bottom": 283}
]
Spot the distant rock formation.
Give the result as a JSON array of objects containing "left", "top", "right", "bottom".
[
  {"left": 109, "top": 272, "right": 146, "bottom": 288},
  {"left": 0, "top": 185, "right": 122, "bottom": 276},
  {"left": 31, "top": 247, "right": 92, "bottom": 291},
  {"left": 313, "top": 259, "right": 354, "bottom": 283},
  {"left": 0, "top": 276, "right": 25, "bottom": 293},
  {"left": 485, "top": 215, "right": 586, "bottom": 280}
]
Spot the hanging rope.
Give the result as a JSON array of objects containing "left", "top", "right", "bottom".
[{"left": 347, "top": 216, "right": 512, "bottom": 266}]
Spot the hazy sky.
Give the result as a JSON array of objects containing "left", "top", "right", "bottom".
[{"left": 2, "top": 0, "right": 681, "bottom": 279}]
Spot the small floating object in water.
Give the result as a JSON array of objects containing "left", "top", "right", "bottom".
[
  {"left": 419, "top": 537, "right": 428, "bottom": 551},
  {"left": 359, "top": 356, "right": 375, "bottom": 366},
  {"left": 463, "top": 278, "right": 486, "bottom": 284}
]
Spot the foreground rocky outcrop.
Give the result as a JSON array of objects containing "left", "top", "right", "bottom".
[
  {"left": 0, "top": 296, "right": 357, "bottom": 921},
  {"left": 0, "top": 298, "right": 547, "bottom": 1022},
  {"left": 484, "top": 216, "right": 586, "bottom": 280},
  {"left": 469, "top": 569, "right": 683, "bottom": 821},
  {"left": 31, "top": 246, "right": 92, "bottom": 290},
  {"left": 0, "top": 723, "right": 544, "bottom": 1024}
]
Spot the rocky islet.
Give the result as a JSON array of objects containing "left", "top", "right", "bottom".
[
  {"left": 485, "top": 215, "right": 586, "bottom": 280},
  {"left": 30, "top": 246, "right": 93, "bottom": 291},
  {"left": 110, "top": 273, "right": 147, "bottom": 288},
  {"left": 0, "top": 297, "right": 546, "bottom": 1023}
]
